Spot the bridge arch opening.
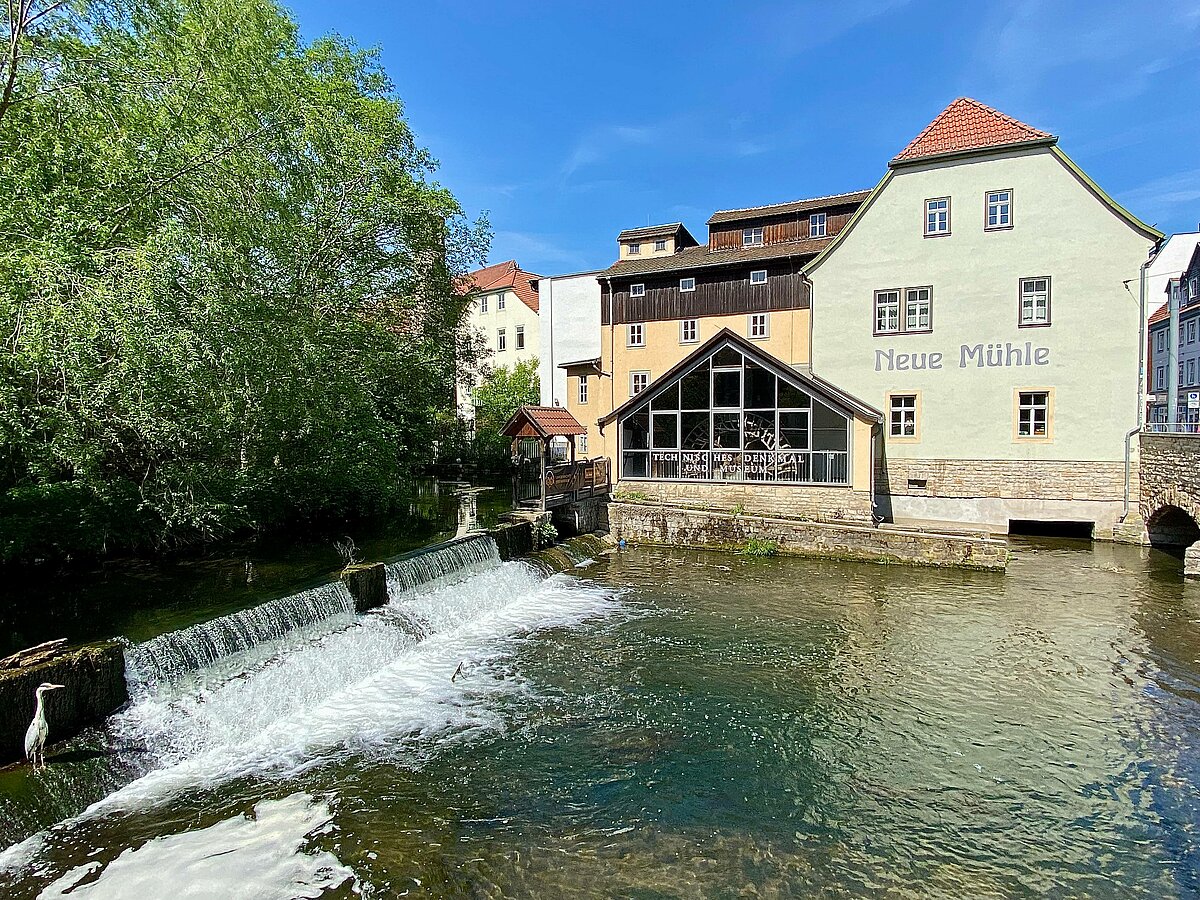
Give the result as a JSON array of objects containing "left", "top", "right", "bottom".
[{"left": 1145, "top": 504, "right": 1200, "bottom": 554}]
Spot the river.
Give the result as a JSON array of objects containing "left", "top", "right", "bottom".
[{"left": 1, "top": 535, "right": 1197, "bottom": 898}]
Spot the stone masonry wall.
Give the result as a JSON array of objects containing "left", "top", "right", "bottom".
[
  {"left": 1138, "top": 433, "right": 1200, "bottom": 528},
  {"left": 615, "top": 480, "right": 873, "bottom": 525},
  {"left": 609, "top": 502, "right": 1007, "bottom": 570},
  {"left": 877, "top": 457, "right": 1127, "bottom": 501}
]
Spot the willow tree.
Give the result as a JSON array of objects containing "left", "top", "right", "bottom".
[{"left": 0, "top": 0, "right": 489, "bottom": 561}]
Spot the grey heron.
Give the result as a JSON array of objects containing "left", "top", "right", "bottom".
[{"left": 25, "top": 682, "right": 64, "bottom": 771}]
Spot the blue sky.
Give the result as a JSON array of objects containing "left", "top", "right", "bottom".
[{"left": 285, "top": 1, "right": 1200, "bottom": 276}]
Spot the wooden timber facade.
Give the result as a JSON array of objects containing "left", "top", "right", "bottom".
[{"left": 600, "top": 262, "right": 811, "bottom": 326}]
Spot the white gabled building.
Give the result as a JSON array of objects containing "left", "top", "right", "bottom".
[
  {"left": 807, "top": 98, "right": 1163, "bottom": 536},
  {"left": 460, "top": 260, "right": 542, "bottom": 417}
]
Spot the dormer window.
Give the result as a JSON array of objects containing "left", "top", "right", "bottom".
[
  {"left": 654, "top": 239, "right": 667, "bottom": 252},
  {"left": 742, "top": 227, "right": 764, "bottom": 247},
  {"left": 629, "top": 242, "right": 641, "bottom": 255},
  {"left": 809, "top": 213, "right": 827, "bottom": 238}
]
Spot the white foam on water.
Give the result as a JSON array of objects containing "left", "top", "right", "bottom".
[
  {"left": 35, "top": 793, "right": 355, "bottom": 900},
  {"left": 0, "top": 555, "right": 619, "bottom": 887},
  {"left": 95, "top": 564, "right": 613, "bottom": 811}
]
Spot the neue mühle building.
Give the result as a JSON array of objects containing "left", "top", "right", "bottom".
[{"left": 565, "top": 98, "right": 1162, "bottom": 537}]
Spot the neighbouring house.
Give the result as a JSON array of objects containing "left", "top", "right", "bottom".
[
  {"left": 460, "top": 260, "right": 541, "bottom": 419},
  {"left": 1148, "top": 243, "right": 1200, "bottom": 429},
  {"left": 806, "top": 97, "right": 1162, "bottom": 535},
  {"left": 1144, "top": 231, "right": 1200, "bottom": 323},
  {"left": 563, "top": 193, "right": 879, "bottom": 520},
  {"left": 536, "top": 269, "right": 603, "bottom": 412}
]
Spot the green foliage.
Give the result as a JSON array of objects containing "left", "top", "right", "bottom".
[
  {"left": 470, "top": 360, "right": 540, "bottom": 469},
  {"left": 740, "top": 538, "right": 779, "bottom": 558},
  {"left": 0, "top": 0, "right": 488, "bottom": 563},
  {"left": 613, "top": 490, "right": 649, "bottom": 503},
  {"left": 731, "top": 503, "right": 746, "bottom": 516},
  {"left": 535, "top": 518, "right": 557, "bottom": 545}
]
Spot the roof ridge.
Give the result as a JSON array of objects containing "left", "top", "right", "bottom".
[{"left": 709, "top": 189, "right": 872, "bottom": 219}]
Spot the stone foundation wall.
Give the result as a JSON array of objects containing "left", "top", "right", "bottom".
[
  {"left": 614, "top": 480, "right": 873, "bottom": 525},
  {"left": 877, "top": 457, "right": 1128, "bottom": 501},
  {"left": 609, "top": 502, "right": 1007, "bottom": 570},
  {"left": 1138, "top": 433, "right": 1200, "bottom": 525}
]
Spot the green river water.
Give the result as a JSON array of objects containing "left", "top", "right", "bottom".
[{"left": 1, "top": 533, "right": 1198, "bottom": 898}]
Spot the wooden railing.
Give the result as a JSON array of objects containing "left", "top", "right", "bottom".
[{"left": 543, "top": 458, "right": 611, "bottom": 509}]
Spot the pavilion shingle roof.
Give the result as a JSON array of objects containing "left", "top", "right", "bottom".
[
  {"left": 891, "top": 97, "right": 1055, "bottom": 166},
  {"left": 501, "top": 405, "right": 587, "bottom": 438},
  {"left": 466, "top": 260, "right": 541, "bottom": 313}
]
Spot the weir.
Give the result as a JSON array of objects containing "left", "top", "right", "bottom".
[{"left": 123, "top": 534, "right": 507, "bottom": 694}]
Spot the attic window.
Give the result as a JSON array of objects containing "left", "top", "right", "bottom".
[
  {"left": 655, "top": 239, "right": 667, "bottom": 251},
  {"left": 629, "top": 242, "right": 641, "bottom": 255},
  {"left": 742, "top": 227, "right": 764, "bottom": 247}
]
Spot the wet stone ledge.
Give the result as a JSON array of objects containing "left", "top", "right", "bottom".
[
  {"left": 0, "top": 641, "right": 127, "bottom": 766},
  {"left": 609, "top": 502, "right": 1008, "bottom": 570}
]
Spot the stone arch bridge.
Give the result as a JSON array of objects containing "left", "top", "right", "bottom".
[{"left": 1135, "top": 432, "right": 1200, "bottom": 577}]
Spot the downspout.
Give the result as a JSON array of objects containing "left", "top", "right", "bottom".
[{"left": 1123, "top": 254, "right": 1154, "bottom": 519}]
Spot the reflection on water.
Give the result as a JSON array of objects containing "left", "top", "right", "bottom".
[
  {"left": 0, "top": 480, "right": 512, "bottom": 656},
  {"left": 2, "top": 536, "right": 1200, "bottom": 898}
]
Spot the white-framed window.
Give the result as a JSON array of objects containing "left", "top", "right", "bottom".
[
  {"left": 627, "top": 323, "right": 645, "bottom": 347},
  {"left": 749, "top": 313, "right": 769, "bottom": 339},
  {"left": 890, "top": 394, "right": 917, "bottom": 437},
  {"left": 749, "top": 269, "right": 767, "bottom": 285},
  {"left": 680, "top": 319, "right": 698, "bottom": 343},
  {"left": 1189, "top": 360, "right": 1197, "bottom": 385},
  {"left": 497, "top": 292, "right": 505, "bottom": 310},
  {"left": 1156, "top": 366, "right": 1165, "bottom": 390},
  {"left": 742, "top": 227, "right": 764, "bottom": 247},
  {"left": 1189, "top": 321, "right": 1197, "bottom": 343},
  {"left": 905, "top": 287, "right": 932, "bottom": 332},
  {"left": 579, "top": 434, "right": 588, "bottom": 455},
  {"left": 924, "top": 197, "right": 950, "bottom": 236},
  {"left": 1017, "top": 391, "right": 1049, "bottom": 437},
  {"left": 986, "top": 189, "right": 1012, "bottom": 230},
  {"left": 1181, "top": 362, "right": 1185, "bottom": 384},
  {"left": 654, "top": 239, "right": 667, "bottom": 252},
  {"left": 874, "top": 290, "right": 901, "bottom": 334},
  {"left": 680, "top": 277, "right": 696, "bottom": 292},
  {"left": 629, "top": 242, "right": 641, "bottom": 255},
  {"left": 1157, "top": 332, "right": 1166, "bottom": 352},
  {"left": 578, "top": 375, "right": 588, "bottom": 404},
  {"left": 1191, "top": 276, "right": 1198, "bottom": 300},
  {"left": 809, "top": 212, "right": 827, "bottom": 237},
  {"left": 1019, "top": 277, "right": 1050, "bottom": 326},
  {"left": 630, "top": 371, "right": 649, "bottom": 396},
  {"left": 479, "top": 295, "right": 488, "bottom": 313},
  {"left": 630, "top": 283, "right": 646, "bottom": 298},
  {"left": 515, "top": 324, "right": 525, "bottom": 350},
  {"left": 497, "top": 328, "right": 506, "bottom": 351}
]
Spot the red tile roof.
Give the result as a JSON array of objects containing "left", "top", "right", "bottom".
[
  {"left": 501, "top": 405, "right": 587, "bottom": 438},
  {"left": 891, "top": 97, "right": 1055, "bottom": 165},
  {"left": 1149, "top": 301, "right": 1170, "bottom": 326},
  {"left": 466, "top": 260, "right": 541, "bottom": 313}
]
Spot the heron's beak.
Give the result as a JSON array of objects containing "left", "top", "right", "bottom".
[{"left": 48, "top": 683, "right": 65, "bottom": 690}]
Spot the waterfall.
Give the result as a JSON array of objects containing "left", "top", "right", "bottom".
[
  {"left": 384, "top": 534, "right": 501, "bottom": 600},
  {"left": 124, "top": 581, "right": 355, "bottom": 693}
]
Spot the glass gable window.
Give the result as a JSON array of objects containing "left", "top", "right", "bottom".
[{"left": 618, "top": 344, "right": 851, "bottom": 485}]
